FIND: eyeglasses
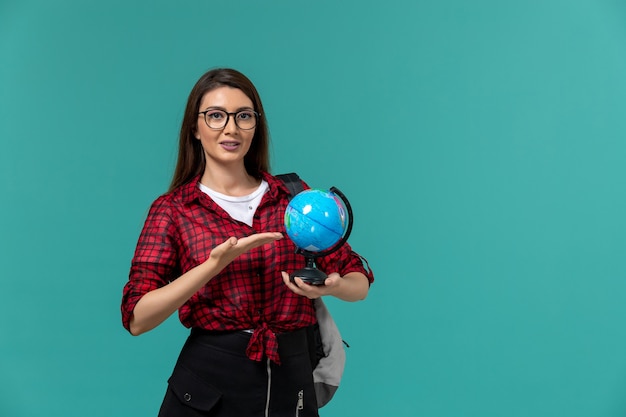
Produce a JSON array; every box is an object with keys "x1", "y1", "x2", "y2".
[{"x1": 198, "y1": 109, "x2": 259, "y2": 130}]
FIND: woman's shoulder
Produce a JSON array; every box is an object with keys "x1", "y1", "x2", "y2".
[
  {"x1": 263, "y1": 172, "x2": 311, "y2": 194},
  {"x1": 149, "y1": 178, "x2": 200, "y2": 212}
]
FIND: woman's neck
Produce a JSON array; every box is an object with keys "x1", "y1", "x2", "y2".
[{"x1": 200, "y1": 163, "x2": 261, "y2": 197}]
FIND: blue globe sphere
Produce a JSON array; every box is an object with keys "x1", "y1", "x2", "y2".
[{"x1": 284, "y1": 189, "x2": 349, "y2": 252}]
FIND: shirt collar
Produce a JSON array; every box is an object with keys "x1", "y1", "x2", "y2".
[
  {"x1": 177, "y1": 175, "x2": 203, "y2": 205},
  {"x1": 175, "y1": 172, "x2": 293, "y2": 205}
]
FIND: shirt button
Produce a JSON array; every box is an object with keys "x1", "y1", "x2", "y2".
[{"x1": 184, "y1": 393, "x2": 192, "y2": 402}]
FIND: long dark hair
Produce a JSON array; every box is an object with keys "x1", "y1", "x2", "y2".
[{"x1": 168, "y1": 68, "x2": 270, "y2": 192}]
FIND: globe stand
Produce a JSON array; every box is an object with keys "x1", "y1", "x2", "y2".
[
  {"x1": 290, "y1": 255, "x2": 328, "y2": 286},
  {"x1": 288, "y1": 186, "x2": 354, "y2": 287}
]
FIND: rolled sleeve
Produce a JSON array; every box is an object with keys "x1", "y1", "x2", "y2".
[
  {"x1": 316, "y1": 243, "x2": 374, "y2": 284},
  {"x1": 121, "y1": 197, "x2": 180, "y2": 332}
]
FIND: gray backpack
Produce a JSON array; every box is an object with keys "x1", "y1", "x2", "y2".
[{"x1": 277, "y1": 173, "x2": 347, "y2": 408}]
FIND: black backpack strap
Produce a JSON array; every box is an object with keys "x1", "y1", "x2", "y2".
[{"x1": 276, "y1": 172, "x2": 304, "y2": 198}]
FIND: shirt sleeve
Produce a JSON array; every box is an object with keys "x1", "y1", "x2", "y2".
[
  {"x1": 121, "y1": 196, "x2": 180, "y2": 332},
  {"x1": 316, "y1": 242, "x2": 374, "y2": 284}
]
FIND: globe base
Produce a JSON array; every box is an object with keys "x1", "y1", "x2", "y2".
[{"x1": 290, "y1": 266, "x2": 327, "y2": 286}]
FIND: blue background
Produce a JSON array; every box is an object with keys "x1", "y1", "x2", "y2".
[{"x1": 2, "y1": 1, "x2": 626, "y2": 416}]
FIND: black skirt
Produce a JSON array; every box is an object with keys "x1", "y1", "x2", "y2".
[{"x1": 157, "y1": 327, "x2": 319, "y2": 417}]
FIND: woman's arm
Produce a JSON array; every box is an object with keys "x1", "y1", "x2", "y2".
[{"x1": 130, "y1": 232, "x2": 283, "y2": 335}]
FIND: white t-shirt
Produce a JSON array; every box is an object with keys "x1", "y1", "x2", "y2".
[{"x1": 198, "y1": 180, "x2": 269, "y2": 227}]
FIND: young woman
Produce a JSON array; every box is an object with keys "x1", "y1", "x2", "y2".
[{"x1": 121, "y1": 68, "x2": 374, "y2": 417}]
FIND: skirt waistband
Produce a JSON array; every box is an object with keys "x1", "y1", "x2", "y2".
[{"x1": 189, "y1": 326, "x2": 311, "y2": 358}]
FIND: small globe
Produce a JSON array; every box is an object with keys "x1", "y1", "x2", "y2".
[{"x1": 284, "y1": 189, "x2": 349, "y2": 252}]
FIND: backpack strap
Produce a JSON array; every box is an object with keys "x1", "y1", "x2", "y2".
[{"x1": 276, "y1": 172, "x2": 304, "y2": 198}]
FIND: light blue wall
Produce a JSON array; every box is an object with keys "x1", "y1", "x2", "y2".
[{"x1": 2, "y1": 1, "x2": 626, "y2": 416}]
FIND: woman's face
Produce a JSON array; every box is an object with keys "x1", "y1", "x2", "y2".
[{"x1": 195, "y1": 86, "x2": 256, "y2": 169}]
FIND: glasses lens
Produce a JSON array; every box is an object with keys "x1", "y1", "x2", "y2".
[
  {"x1": 235, "y1": 111, "x2": 257, "y2": 130},
  {"x1": 205, "y1": 110, "x2": 228, "y2": 129}
]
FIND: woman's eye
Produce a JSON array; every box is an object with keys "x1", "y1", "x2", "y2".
[
  {"x1": 207, "y1": 111, "x2": 225, "y2": 120},
  {"x1": 237, "y1": 112, "x2": 253, "y2": 120}
]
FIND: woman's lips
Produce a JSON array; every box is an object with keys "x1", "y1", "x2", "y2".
[{"x1": 220, "y1": 141, "x2": 240, "y2": 151}]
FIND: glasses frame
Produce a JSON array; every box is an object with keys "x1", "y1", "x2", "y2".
[{"x1": 198, "y1": 109, "x2": 260, "y2": 131}]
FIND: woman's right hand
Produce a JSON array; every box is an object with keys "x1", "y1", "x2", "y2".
[
  {"x1": 209, "y1": 232, "x2": 284, "y2": 270},
  {"x1": 129, "y1": 232, "x2": 283, "y2": 335}
]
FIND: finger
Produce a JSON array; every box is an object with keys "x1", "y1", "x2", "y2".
[
  {"x1": 281, "y1": 271, "x2": 292, "y2": 286},
  {"x1": 294, "y1": 278, "x2": 324, "y2": 299},
  {"x1": 237, "y1": 232, "x2": 283, "y2": 249},
  {"x1": 294, "y1": 277, "x2": 308, "y2": 287},
  {"x1": 251, "y1": 232, "x2": 283, "y2": 240},
  {"x1": 219, "y1": 232, "x2": 281, "y2": 251},
  {"x1": 323, "y1": 272, "x2": 341, "y2": 286},
  {"x1": 282, "y1": 272, "x2": 304, "y2": 294},
  {"x1": 324, "y1": 276, "x2": 339, "y2": 287}
]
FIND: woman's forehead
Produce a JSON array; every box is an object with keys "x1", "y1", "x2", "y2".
[{"x1": 199, "y1": 86, "x2": 253, "y2": 109}]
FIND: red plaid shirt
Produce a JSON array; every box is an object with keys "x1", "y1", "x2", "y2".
[{"x1": 121, "y1": 172, "x2": 374, "y2": 363}]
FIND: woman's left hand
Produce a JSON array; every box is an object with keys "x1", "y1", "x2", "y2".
[
  {"x1": 281, "y1": 271, "x2": 369, "y2": 301},
  {"x1": 281, "y1": 271, "x2": 340, "y2": 299}
]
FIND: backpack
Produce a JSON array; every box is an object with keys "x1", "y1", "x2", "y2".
[{"x1": 277, "y1": 173, "x2": 347, "y2": 408}]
